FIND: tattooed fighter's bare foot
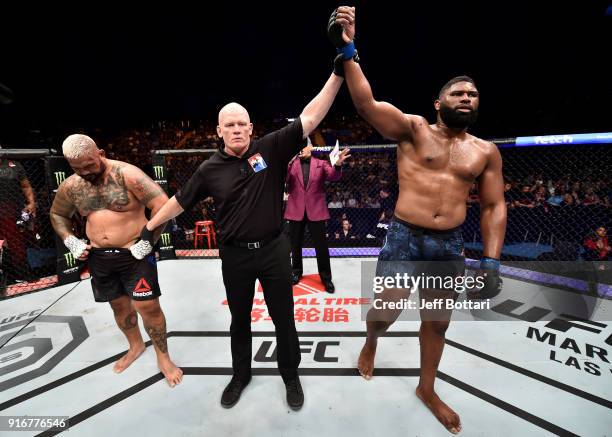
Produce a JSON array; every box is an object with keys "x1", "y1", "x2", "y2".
[
  {"x1": 113, "y1": 343, "x2": 146, "y2": 373},
  {"x1": 158, "y1": 357, "x2": 183, "y2": 387}
]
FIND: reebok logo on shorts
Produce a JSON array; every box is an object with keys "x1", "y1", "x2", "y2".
[{"x1": 134, "y1": 278, "x2": 153, "y2": 297}]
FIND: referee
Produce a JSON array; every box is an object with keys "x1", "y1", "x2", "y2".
[{"x1": 138, "y1": 73, "x2": 344, "y2": 410}]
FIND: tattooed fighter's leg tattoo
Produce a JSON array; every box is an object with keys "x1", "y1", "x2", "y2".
[
  {"x1": 145, "y1": 323, "x2": 168, "y2": 354},
  {"x1": 121, "y1": 311, "x2": 138, "y2": 330}
]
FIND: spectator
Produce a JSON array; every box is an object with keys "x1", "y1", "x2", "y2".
[
  {"x1": 546, "y1": 189, "x2": 571, "y2": 206},
  {"x1": 335, "y1": 219, "x2": 358, "y2": 240},
  {"x1": 467, "y1": 183, "x2": 479, "y2": 205},
  {"x1": 345, "y1": 195, "x2": 359, "y2": 208},
  {"x1": 583, "y1": 227, "x2": 611, "y2": 261},
  {"x1": 515, "y1": 185, "x2": 535, "y2": 208},
  {"x1": 533, "y1": 186, "x2": 549, "y2": 209},
  {"x1": 365, "y1": 195, "x2": 381, "y2": 209},
  {"x1": 570, "y1": 183, "x2": 582, "y2": 205},
  {"x1": 561, "y1": 193, "x2": 575, "y2": 207},
  {"x1": 0, "y1": 152, "x2": 37, "y2": 284},
  {"x1": 582, "y1": 188, "x2": 600, "y2": 206},
  {"x1": 503, "y1": 181, "x2": 518, "y2": 209},
  {"x1": 327, "y1": 194, "x2": 343, "y2": 209},
  {"x1": 378, "y1": 187, "x2": 393, "y2": 211},
  {"x1": 366, "y1": 210, "x2": 392, "y2": 240}
]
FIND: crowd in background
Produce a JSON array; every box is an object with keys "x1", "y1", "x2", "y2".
[{"x1": 1, "y1": 117, "x2": 610, "y2": 288}]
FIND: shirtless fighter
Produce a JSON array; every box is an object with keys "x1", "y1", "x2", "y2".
[
  {"x1": 50, "y1": 134, "x2": 183, "y2": 387},
  {"x1": 330, "y1": 7, "x2": 507, "y2": 433}
]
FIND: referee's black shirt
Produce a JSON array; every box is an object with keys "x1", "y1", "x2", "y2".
[{"x1": 175, "y1": 119, "x2": 305, "y2": 244}]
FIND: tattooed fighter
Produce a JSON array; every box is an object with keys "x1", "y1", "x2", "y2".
[{"x1": 50, "y1": 134, "x2": 183, "y2": 387}]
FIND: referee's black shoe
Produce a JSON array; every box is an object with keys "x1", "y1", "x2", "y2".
[
  {"x1": 285, "y1": 376, "x2": 304, "y2": 411},
  {"x1": 221, "y1": 376, "x2": 250, "y2": 408}
]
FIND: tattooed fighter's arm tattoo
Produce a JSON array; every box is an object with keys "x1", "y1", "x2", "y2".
[
  {"x1": 125, "y1": 165, "x2": 170, "y2": 241},
  {"x1": 133, "y1": 175, "x2": 166, "y2": 206},
  {"x1": 124, "y1": 165, "x2": 167, "y2": 210},
  {"x1": 50, "y1": 181, "x2": 77, "y2": 240}
]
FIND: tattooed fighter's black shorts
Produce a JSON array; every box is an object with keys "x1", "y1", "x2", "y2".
[{"x1": 88, "y1": 248, "x2": 161, "y2": 302}]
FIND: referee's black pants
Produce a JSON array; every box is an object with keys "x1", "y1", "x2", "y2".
[{"x1": 220, "y1": 234, "x2": 300, "y2": 383}]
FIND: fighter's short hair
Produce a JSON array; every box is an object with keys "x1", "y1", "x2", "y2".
[
  {"x1": 438, "y1": 76, "x2": 476, "y2": 98},
  {"x1": 62, "y1": 134, "x2": 97, "y2": 159}
]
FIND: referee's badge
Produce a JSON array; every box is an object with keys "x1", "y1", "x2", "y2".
[{"x1": 248, "y1": 153, "x2": 267, "y2": 173}]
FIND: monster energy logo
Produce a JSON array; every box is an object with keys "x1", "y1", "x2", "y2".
[
  {"x1": 54, "y1": 171, "x2": 66, "y2": 186},
  {"x1": 153, "y1": 166, "x2": 164, "y2": 179},
  {"x1": 64, "y1": 252, "x2": 76, "y2": 268},
  {"x1": 160, "y1": 233, "x2": 171, "y2": 246}
]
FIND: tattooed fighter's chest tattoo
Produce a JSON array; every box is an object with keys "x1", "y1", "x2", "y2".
[{"x1": 69, "y1": 164, "x2": 131, "y2": 214}]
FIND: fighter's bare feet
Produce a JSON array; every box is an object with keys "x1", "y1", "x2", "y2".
[
  {"x1": 113, "y1": 343, "x2": 146, "y2": 373},
  {"x1": 416, "y1": 385, "x2": 462, "y2": 434},
  {"x1": 158, "y1": 358, "x2": 183, "y2": 388},
  {"x1": 357, "y1": 339, "x2": 377, "y2": 380}
]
